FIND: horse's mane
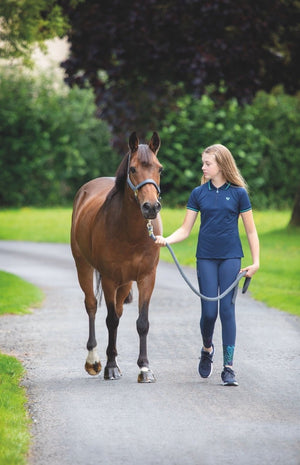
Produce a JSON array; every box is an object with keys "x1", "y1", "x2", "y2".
[{"x1": 106, "y1": 145, "x2": 153, "y2": 201}]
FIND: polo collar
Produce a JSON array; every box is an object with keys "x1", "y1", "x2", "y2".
[{"x1": 208, "y1": 181, "x2": 231, "y2": 191}]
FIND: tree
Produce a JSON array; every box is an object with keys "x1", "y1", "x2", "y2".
[
  {"x1": 59, "y1": 0, "x2": 300, "y2": 151},
  {"x1": 0, "y1": 0, "x2": 69, "y2": 63},
  {"x1": 290, "y1": 188, "x2": 300, "y2": 226}
]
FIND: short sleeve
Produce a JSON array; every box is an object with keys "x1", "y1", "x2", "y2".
[
  {"x1": 239, "y1": 188, "x2": 252, "y2": 213},
  {"x1": 187, "y1": 187, "x2": 200, "y2": 212}
]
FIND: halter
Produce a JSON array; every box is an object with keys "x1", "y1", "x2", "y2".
[{"x1": 126, "y1": 153, "x2": 161, "y2": 198}]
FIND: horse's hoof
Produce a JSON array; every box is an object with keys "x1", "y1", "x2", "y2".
[
  {"x1": 85, "y1": 360, "x2": 102, "y2": 376},
  {"x1": 138, "y1": 368, "x2": 156, "y2": 383},
  {"x1": 104, "y1": 365, "x2": 122, "y2": 380}
]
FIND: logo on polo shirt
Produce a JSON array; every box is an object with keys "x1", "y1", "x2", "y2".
[{"x1": 226, "y1": 197, "x2": 230, "y2": 200}]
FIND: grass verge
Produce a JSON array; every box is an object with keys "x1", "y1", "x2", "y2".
[
  {"x1": 0, "y1": 271, "x2": 44, "y2": 316},
  {"x1": 0, "y1": 271, "x2": 43, "y2": 464},
  {"x1": 0, "y1": 207, "x2": 72, "y2": 243},
  {"x1": 0, "y1": 354, "x2": 31, "y2": 465}
]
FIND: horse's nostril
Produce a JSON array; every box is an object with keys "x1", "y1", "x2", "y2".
[
  {"x1": 142, "y1": 202, "x2": 161, "y2": 213},
  {"x1": 141, "y1": 201, "x2": 161, "y2": 219},
  {"x1": 143, "y1": 202, "x2": 151, "y2": 212}
]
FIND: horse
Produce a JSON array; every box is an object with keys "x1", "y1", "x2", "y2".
[{"x1": 71, "y1": 131, "x2": 163, "y2": 383}]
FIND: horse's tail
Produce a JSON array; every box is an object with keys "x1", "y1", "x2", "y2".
[
  {"x1": 124, "y1": 289, "x2": 133, "y2": 304},
  {"x1": 95, "y1": 270, "x2": 103, "y2": 307},
  {"x1": 95, "y1": 270, "x2": 133, "y2": 305}
]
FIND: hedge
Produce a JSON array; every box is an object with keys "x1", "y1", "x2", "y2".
[{"x1": 158, "y1": 86, "x2": 300, "y2": 208}]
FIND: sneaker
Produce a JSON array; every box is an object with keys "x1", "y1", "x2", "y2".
[
  {"x1": 221, "y1": 367, "x2": 239, "y2": 386},
  {"x1": 198, "y1": 345, "x2": 214, "y2": 378}
]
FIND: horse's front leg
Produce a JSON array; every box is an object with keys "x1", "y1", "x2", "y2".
[
  {"x1": 103, "y1": 280, "x2": 132, "y2": 380},
  {"x1": 136, "y1": 273, "x2": 156, "y2": 383}
]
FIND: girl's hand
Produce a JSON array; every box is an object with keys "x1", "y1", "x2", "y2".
[
  {"x1": 240, "y1": 264, "x2": 259, "y2": 278},
  {"x1": 154, "y1": 235, "x2": 167, "y2": 247}
]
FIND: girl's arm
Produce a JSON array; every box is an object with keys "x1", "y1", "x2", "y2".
[
  {"x1": 155, "y1": 209, "x2": 198, "y2": 246},
  {"x1": 240, "y1": 210, "x2": 260, "y2": 278}
]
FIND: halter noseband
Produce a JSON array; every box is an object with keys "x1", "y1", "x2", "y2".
[{"x1": 126, "y1": 153, "x2": 161, "y2": 198}]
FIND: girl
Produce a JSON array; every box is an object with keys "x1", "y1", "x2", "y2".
[{"x1": 155, "y1": 144, "x2": 259, "y2": 386}]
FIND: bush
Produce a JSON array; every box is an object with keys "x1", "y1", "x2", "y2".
[
  {"x1": 246, "y1": 88, "x2": 300, "y2": 208},
  {"x1": 159, "y1": 87, "x2": 300, "y2": 208},
  {"x1": 1, "y1": 67, "x2": 298, "y2": 210},
  {"x1": 0, "y1": 66, "x2": 120, "y2": 206}
]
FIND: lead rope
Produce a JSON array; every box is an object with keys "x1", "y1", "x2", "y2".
[{"x1": 147, "y1": 220, "x2": 251, "y2": 303}]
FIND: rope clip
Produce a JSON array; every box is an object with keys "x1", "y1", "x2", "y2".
[{"x1": 146, "y1": 220, "x2": 154, "y2": 237}]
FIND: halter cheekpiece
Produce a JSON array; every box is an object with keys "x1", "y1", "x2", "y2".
[{"x1": 126, "y1": 153, "x2": 161, "y2": 197}]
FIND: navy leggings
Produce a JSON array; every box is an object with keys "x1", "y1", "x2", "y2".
[{"x1": 197, "y1": 258, "x2": 241, "y2": 366}]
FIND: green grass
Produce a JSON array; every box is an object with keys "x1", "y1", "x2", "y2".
[
  {"x1": 239, "y1": 211, "x2": 299, "y2": 315},
  {"x1": 0, "y1": 267, "x2": 43, "y2": 464},
  {"x1": 0, "y1": 271, "x2": 44, "y2": 316},
  {"x1": 0, "y1": 207, "x2": 299, "y2": 315},
  {"x1": 0, "y1": 207, "x2": 72, "y2": 243},
  {"x1": 0, "y1": 354, "x2": 31, "y2": 465}
]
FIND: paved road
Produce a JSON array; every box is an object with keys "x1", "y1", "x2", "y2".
[{"x1": 0, "y1": 241, "x2": 299, "y2": 465}]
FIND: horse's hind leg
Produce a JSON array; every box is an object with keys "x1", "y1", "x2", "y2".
[{"x1": 74, "y1": 256, "x2": 102, "y2": 376}]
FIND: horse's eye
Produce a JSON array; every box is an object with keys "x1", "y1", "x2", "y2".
[{"x1": 130, "y1": 167, "x2": 136, "y2": 174}]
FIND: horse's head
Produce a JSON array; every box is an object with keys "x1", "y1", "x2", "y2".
[{"x1": 127, "y1": 132, "x2": 162, "y2": 219}]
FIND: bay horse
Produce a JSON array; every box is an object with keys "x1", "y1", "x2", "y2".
[{"x1": 71, "y1": 132, "x2": 163, "y2": 383}]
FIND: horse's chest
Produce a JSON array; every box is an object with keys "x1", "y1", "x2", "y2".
[{"x1": 95, "y1": 244, "x2": 157, "y2": 283}]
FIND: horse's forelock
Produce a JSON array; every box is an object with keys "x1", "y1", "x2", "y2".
[
  {"x1": 136, "y1": 144, "x2": 153, "y2": 165},
  {"x1": 116, "y1": 146, "x2": 153, "y2": 185}
]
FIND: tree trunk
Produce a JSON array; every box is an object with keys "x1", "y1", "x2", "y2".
[{"x1": 289, "y1": 187, "x2": 300, "y2": 226}]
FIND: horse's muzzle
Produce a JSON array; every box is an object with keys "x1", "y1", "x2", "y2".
[{"x1": 141, "y1": 201, "x2": 161, "y2": 219}]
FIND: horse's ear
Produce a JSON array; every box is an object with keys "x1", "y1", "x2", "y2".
[
  {"x1": 149, "y1": 132, "x2": 161, "y2": 154},
  {"x1": 129, "y1": 132, "x2": 139, "y2": 152}
]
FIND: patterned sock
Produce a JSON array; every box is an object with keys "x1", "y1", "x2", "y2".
[{"x1": 223, "y1": 345, "x2": 235, "y2": 366}]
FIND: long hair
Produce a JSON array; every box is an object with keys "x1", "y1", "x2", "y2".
[{"x1": 201, "y1": 144, "x2": 248, "y2": 191}]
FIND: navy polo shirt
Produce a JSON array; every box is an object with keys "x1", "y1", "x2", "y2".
[{"x1": 187, "y1": 181, "x2": 252, "y2": 259}]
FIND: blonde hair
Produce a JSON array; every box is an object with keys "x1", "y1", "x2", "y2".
[{"x1": 201, "y1": 144, "x2": 248, "y2": 191}]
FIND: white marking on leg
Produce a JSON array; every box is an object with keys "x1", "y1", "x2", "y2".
[{"x1": 86, "y1": 347, "x2": 100, "y2": 365}]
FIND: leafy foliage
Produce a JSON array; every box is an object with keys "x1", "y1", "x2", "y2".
[
  {"x1": 158, "y1": 87, "x2": 300, "y2": 208},
  {"x1": 0, "y1": 64, "x2": 298, "y2": 209},
  {"x1": 247, "y1": 88, "x2": 300, "y2": 208},
  {"x1": 0, "y1": 67, "x2": 119, "y2": 206},
  {"x1": 59, "y1": 0, "x2": 300, "y2": 149},
  {"x1": 0, "y1": 0, "x2": 71, "y2": 63}
]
